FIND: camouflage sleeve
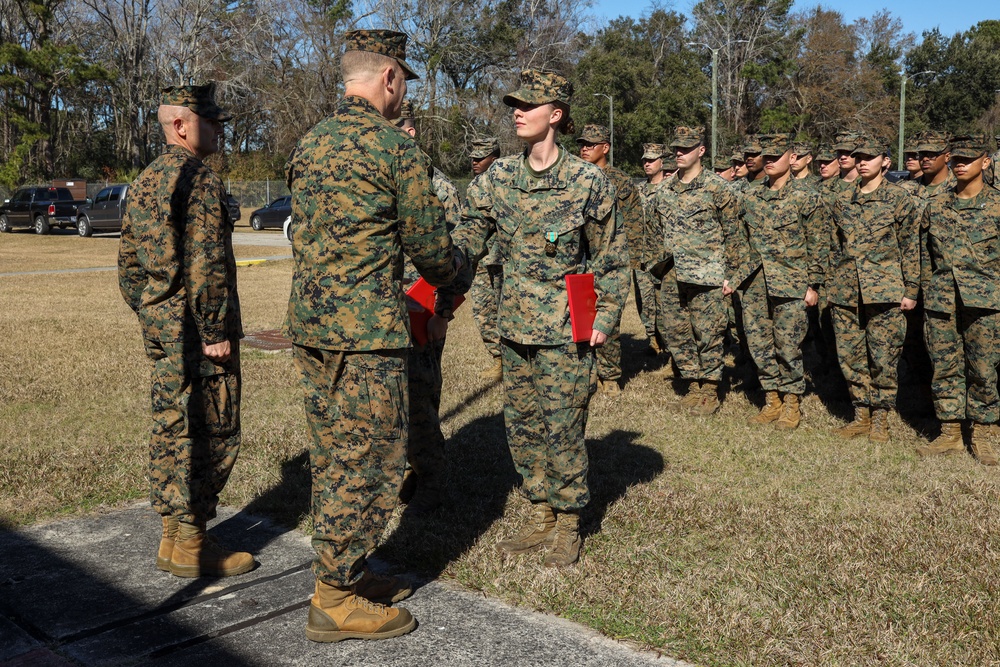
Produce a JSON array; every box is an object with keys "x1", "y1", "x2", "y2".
[
  {"x1": 397, "y1": 147, "x2": 457, "y2": 288},
  {"x1": 620, "y1": 179, "x2": 644, "y2": 269},
  {"x1": 896, "y1": 192, "x2": 920, "y2": 300},
  {"x1": 586, "y1": 176, "x2": 629, "y2": 336},
  {"x1": 117, "y1": 215, "x2": 145, "y2": 314},
  {"x1": 183, "y1": 172, "x2": 232, "y2": 345},
  {"x1": 803, "y1": 190, "x2": 830, "y2": 289},
  {"x1": 714, "y1": 183, "x2": 743, "y2": 286},
  {"x1": 432, "y1": 171, "x2": 463, "y2": 231},
  {"x1": 918, "y1": 204, "x2": 932, "y2": 297},
  {"x1": 451, "y1": 172, "x2": 496, "y2": 267}
]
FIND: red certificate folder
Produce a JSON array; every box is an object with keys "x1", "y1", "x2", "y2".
[
  {"x1": 565, "y1": 273, "x2": 597, "y2": 343},
  {"x1": 406, "y1": 277, "x2": 465, "y2": 346}
]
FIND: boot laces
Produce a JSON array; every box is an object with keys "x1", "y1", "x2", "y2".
[{"x1": 353, "y1": 594, "x2": 389, "y2": 615}]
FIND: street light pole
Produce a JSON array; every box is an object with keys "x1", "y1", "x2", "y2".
[
  {"x1": 688, "y1": 40, "x2": 747, "y2": 168},
  {"x1": 593, "y1": 93, "x2": 614, "y2": 166},
  {"x1": 897, "y1": 69, "x2": 936, "y2": 170}
]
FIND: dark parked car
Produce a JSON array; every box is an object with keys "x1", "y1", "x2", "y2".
[
  {"x1": 76, "y1": 184, "x2": 129, "y2": 236},
  {"x1": 249, "y1": 196, "x2": 291, "y2": 230}
]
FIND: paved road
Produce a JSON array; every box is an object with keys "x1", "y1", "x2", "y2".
[{"x1": 0, "y1": 505, "x2": 690, "y2": 667}]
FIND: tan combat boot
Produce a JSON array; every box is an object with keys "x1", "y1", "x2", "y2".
[
  {"x1": 478, "y1": 358, "x2": 502, "y2": 381},
  {"x1": 835, "y1": 406, "x2": 871, "y2": 439},
  {"x1": 156, "y1": 515, "x2": 179, "y2": 572},
  {"x1": 692, "y1": 380, "x2": 721, "y2": 416},
  {"x1": 679, "y1": 382, "x2": 702, "y2": 408},
  {"x1": 774, "y1": 394, "x2": 801, "y2": 430},
  {"x1": 542, "y1": 511, "x2": 582, "y2": 568},
  {"x1": 971, "y1": 423, "x2": 999, "y2": 466},
  {"x1": 353, "y1": 568, "x2": 413, "y2": 604},
  {"x1": 915, "y1": 421, "x2": 965, "y2": 458},
  {"x1": 169, "y1": 521, "x2": 256, "y2": 578},
  {"x1": 599, "y1": 378, "x2": 621, "y2": 396},
  {"x1": 869, "y1": 408, "x2": 890, "y2": 443},
  {"x1": 497, "y1": 503, "x2": 556, "y2": 554},
  {"x1": 748, "y1": 391, "x2": 782, "y2": 425},
  {"x1": 305, "y1": 580, "x2": 416, "y2": 643}
]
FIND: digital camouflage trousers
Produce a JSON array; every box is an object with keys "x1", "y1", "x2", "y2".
[
  {"x1": 144, "y1": 338, "x2": 241, "y2": 525},
  {"x1": 925, "y1": 306, "x2": 1000, "y2": 424},
  {"x1": 501, "y1": 339, "x2": 596, "y2": 511},
  {"x1": 293, "y1": 345, "x2": 408, "y2": 587},
  {"x1": 740, "y1": 269, "x2": 808, "y2": 395},
  {"x1": 830, "y1": 303, "x2": 904, "y2": 409}
]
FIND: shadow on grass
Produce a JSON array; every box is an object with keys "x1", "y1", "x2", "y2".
[
  {"x1": 375, "y1": 410, "x2": 515, "y2": 582},
  {"x1": 582, "y1": 430, "x2": 664, "y2": 539}
]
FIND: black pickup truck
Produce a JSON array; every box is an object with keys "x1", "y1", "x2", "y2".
[{"x1": 0, "y1": 186, "x2": 87, "y2": 234}]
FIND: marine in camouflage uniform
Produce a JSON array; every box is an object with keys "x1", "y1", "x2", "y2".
[
  {"x1": 467, "y1": 137, "x2": 504, "y2": 380},
  {"x1": 736, "y1": 134, "x2": 829, "y2": 429},
  {"x1": 284, "y1": 29, "x2": 462, "y2": 641},
  {"x1": 654, "y1": 126, "x2": 741, "y2": 414},
  {"x1": 395, "y1": 99, "x2": 466, "y2": 512},
  {"x1": 451, "y1": 69, "x2": 628, "y2": 568},
  {"x1": 577, "y1": 123, "x2": 642, "y2": 393},
  {"x1": 790, "y1": 142, "x2": 817, "y2": 184},
  {"x1": 916, "y1": 133, "x2": 1000, "y2": 465},
  {"x1": 119, "y1": 83, "x2": 254, "y2": 579},
  {"x1": 987, "y1": 134, "x2": 1000, "y2": 188},
  {"x1": 832, "y1": 131, "x2": 862, "y2": 195},
  {"x1": 897, "y1": 135, "x2": 923, "y2": 195},
  {"x1": 637, "y1": 142, "x2": 669, "y2": 358},
  {"x1": 827, "y1": 136, "x2": 919, "y2": 443}
]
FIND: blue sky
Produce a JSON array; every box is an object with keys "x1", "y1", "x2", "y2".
[{"x1": 590, "y1": 0, "x2": 995, "y2": 39}]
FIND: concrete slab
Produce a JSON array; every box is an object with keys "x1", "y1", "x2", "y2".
[{"x1": 0, "y1": 504, "x2": 689, "y2": 667}]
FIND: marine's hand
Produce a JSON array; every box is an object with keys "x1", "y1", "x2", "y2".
[
  {"x1": 804, "y1": 286, "x2": 819, "y2": 307},
  {"x1": 203, "y1": 340, "x2": 231, "y2": 362},
  {"x1": 722, "y1": 279, "x2": 734, "y2": 296},
  {"x1": 427, "y1": 315, "x2": 449, "y2": 342},
  {"x1": 590, "y1": 329, "x2": 608, "y2": 347},
  {"x1": 900, "y1": 297, "x2": 917, "y2": 311}
]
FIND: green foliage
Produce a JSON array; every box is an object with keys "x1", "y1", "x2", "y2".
[
  {"x1": 574, "y1": 11, "x2": 709, "y2": 174},
  {"x1": 908, "y1": 21, "x2": 1000, "y2": 133}
]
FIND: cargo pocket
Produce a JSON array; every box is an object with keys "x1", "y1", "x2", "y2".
[
  {"x1": 346, "y1": 353, "x2": 405, "y2": 440},
  {"x1": 190, "y1": 372, "x2": 240, "y2": 438}
]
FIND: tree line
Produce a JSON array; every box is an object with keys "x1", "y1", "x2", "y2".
[{"x1": 1, "y1": 0, "x2": 998, "y2": 191}]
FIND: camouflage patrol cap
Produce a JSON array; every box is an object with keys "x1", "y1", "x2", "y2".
[
  {"x1": 670, "y1": 126, "x2": 705, "y2": 149},
  {"x1": 576, "y1": 124, "x2": 610, "y2": 144},
  {"x1": 741, "y1": 134, "x2": 762, "y2": 155},
  {"x1": 730, "y1": 150, "x2": 743, "y2": 163},
  {"x1": 949, "y1": 132, "x2": 989, "y2": 158},
  {"x1": 815, "y1": 144, "x2": 836, "y2": 162},
  {"x1": 792, "y1": 142, "x2": 813, "y2": 156},
  {"x1": 662, "y1": 156, "x2": 678, "y2": 171},
  {"x1": 915, "y1": 130, "x2": 949, "y2": 153},
  {"x1": 344, "y1": 29, "x2": 419, "y2": 81},
  {"x1": 713, "y1": 157, "x2": 731, "y2": 171},
  {"x1": 398, "y1": 100, "x2": 415, "y2": 121},
  {"x1": 759, "y1": 133, "x2": 792, "y2": 156},
  {"x1": 832, "y1": 131, "x2": 861, "y2": 152},
  {"x1": 902, "y1": 134, "x2": 921, "y2": 153},
  {"x1": 851, "y1": 135, "x2": 889, "y2": 157},
  {"x1": 160, "y1": 83, "x2": 231, "y2": 122},
  {"x1": 502, "y1": 69, "x2": 573, "y2": 107},
  {"x1": 642, "y1": 143, "x2": 666, "y2": 160},
  {"x1": 470, "y1": 137, "x2": 500, "y2": 159}
]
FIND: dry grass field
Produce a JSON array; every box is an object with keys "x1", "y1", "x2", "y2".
[{"x1": 3, "y1": 231, "x2": 1000, "y2": 666}]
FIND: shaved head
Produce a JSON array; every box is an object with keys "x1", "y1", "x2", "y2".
[{"x1": 157, "y1": 104, "x2": 196, "y2": 129}]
